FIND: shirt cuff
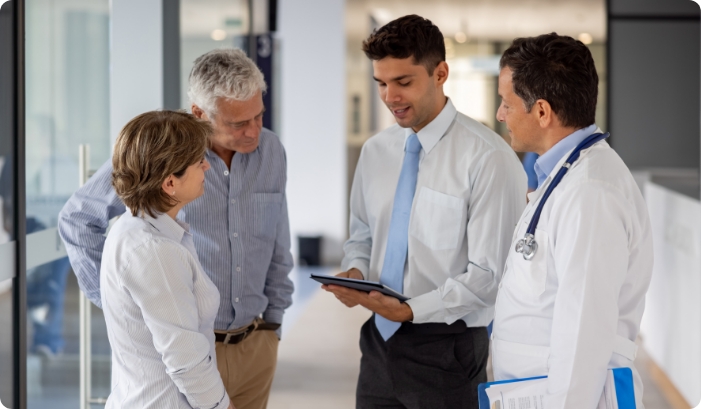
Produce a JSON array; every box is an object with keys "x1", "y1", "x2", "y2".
[
  {"x1": 405, "y1": 290, "x2": 445, "y2": 324},
  {"x1": 263, "y1": 309, "x2": 283, "y2": 325},
  {"x1": 214, "y1": 391, "x2": 230, "y2": 409},
  {"x1": 343, "y1": 259, "x2": 368, "y2": 279}
]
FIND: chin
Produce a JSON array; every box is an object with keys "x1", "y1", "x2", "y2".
[
  {"x1": 395, "y1": 117, "x2": 417, "y2": 130},
  {"x1": 238, "y1": 144, "x2": 259, "y2": 154}
]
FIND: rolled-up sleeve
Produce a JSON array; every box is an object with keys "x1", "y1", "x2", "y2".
[
  {"x1": 58, "y1": 160, "x2": 126, "y2": 308},
  {"x1": 125, "y1": 240, "x2": 230, "y2": 409}
]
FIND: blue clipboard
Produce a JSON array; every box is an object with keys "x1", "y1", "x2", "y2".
[
  {"x1": 478, "y1": 368, "x2": 636, "y2": 409},
  {"x1": 478, "y1": 376, "x2": 546, "y2": 409},
  {"x1": 611, "y1": 367, "x2": 636, "y2": 409}
]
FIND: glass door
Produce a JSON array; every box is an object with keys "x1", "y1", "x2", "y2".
[
  {"x1": 0, "y1": 1, "x2": 20, "y2": 408},
  {"x1": 24, "y1": 0, "x2": 111, "y2": 407}
]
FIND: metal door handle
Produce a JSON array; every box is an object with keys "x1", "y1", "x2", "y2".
[{"x1": 78, "y1": 145, "x2": 108, "y2": 408}]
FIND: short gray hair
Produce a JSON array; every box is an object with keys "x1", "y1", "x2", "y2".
[{"x1": 187, "y1": 48, "x2": 267, "y2": 116}]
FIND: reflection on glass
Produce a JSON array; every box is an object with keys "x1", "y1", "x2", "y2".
[
  {"x1": 25, "y1": 0, "x2": 110, "y2": 408},
  {"x1": 0, "y1": 0, "x2": 15, "y2": 407},
  {"x1": 0, "y1": 278, "x2": 13, "y2": 409}
]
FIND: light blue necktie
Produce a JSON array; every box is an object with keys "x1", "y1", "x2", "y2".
[{"x1": 375, "y1": 133, "x2": 422, "y2": 341}]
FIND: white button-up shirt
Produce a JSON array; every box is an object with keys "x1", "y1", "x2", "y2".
[
  {"x1": 101, "y1": 211, "x2": 229, "y2": 409},
  {"x1": 342, "y1": 99, "x2": 526, "y2": 326},
  {"x1": 492, "y1": 132, "x2": 653, "y2": 409}
]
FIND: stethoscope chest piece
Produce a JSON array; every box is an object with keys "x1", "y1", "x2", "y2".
[
  {"x1": 515, "y1": 233, "x2": 538, "y2": 260},
  {"x1": 513, "y1": 131, "x2": 610, "y2": 262}
]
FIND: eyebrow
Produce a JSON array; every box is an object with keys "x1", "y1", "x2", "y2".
[
  {"x1": 373, "y1": 75, "x2": 414, "y2": 83},
  {"x1": 229, "y1": 107, "x2": 266, "y2": 126}
]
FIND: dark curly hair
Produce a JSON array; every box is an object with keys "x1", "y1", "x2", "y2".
[
  {"x1": 362, "y1": 14, "x2": 445, "y2": 75},
  {"x1": 500, "y1": 33, "x2": 598, "y2": 129}
]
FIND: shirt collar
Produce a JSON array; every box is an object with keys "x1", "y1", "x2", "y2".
[
  {"x1": 534, "y1": 124, "x2": 598, "y2": 188},
  {"x1": 403, "y1": 98, "x2": 457, "y2": 154},
  {"x1": 141, "y1": 210, "x2": 191, "y2": 243}
]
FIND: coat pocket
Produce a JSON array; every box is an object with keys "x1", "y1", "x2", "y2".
[{"x1": 492, "y1": 337, "x2": 550, "y2": 380}]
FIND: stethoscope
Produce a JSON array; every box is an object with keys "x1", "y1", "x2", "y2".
[{"x1": 515, "y1": 132, "x2": 610, "y2": 260}]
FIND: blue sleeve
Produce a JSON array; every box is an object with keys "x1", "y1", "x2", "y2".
[
  {"x1": 522, "y1": 152, "x2": 539, "y2": 190},
  {"x1": 58, "y1": 160, "x2": 126, "y2": 308},
  {"x1": 262, "y1": 148, "x2": 294, "y2": 337}
]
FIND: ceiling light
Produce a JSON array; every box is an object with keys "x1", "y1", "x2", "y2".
[
  {"x1": 578, "y1": 32, "x2": 593, "y2": 45},
  {"x1": 211, "y1": 29, "x2": 227, "y2": 41},
  {"x1": 372, "y1": 8, "x2": 393, "y2": 24},
  {"x1": 455, "y1": 32, "x2": 467, "y2": 43}
]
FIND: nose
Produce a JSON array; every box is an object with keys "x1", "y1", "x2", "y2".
[
  {"x1": 384, "y1": 84, "x2": 400, "y2": 103},
  {"x1": 245, "y1": 118, "x2": 261, "y2": 137},
  {"x1": 496, "y1": 102, "x2": 506, "y2": 123}
]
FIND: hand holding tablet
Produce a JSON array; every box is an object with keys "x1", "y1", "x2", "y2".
[{"x1": 310, "y1": 273, "x2": 410, "y2": 302}]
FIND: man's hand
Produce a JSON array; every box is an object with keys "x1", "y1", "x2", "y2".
[
  {"x1": 336, "y1": 268, "x2": 364, "y2": 280},
  {"x1": 321, "y1": 269, "x2": 364, "y2": 307},
  {"x1": 322, "y1": 271, "x2": 414, "y2": 322}
]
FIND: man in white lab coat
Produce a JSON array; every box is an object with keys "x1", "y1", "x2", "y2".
[{"x1": 492, "y1": 33, "x2": 653, "y2": 408}]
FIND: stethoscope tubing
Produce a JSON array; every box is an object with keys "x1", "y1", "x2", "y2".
[{"x1": 516, "y1": 132, "x2": 610, "y2": 260}]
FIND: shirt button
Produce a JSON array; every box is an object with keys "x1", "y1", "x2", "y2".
[
  {"x1": 235, "y1": 297, "x2": 240, "y2": 302},
  {"x1": 224, "y1": 170, "x2": 229, "y2": 176},
  {"x1": 233, "y1": 232, "x2": 238, "y2": 237},
  {"x1": 236, "y1": 266, "x2": 241, "y2": 272},
  {"x1": 231, "y1": 199, "x2": 236, "y2": 204}
]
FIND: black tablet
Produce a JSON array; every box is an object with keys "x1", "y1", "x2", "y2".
[{"x1": 310, "y1": 273, "x2": 409, "y2": 302}]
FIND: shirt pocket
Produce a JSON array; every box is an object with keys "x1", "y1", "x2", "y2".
[
  {"x1": 492, "y1": 337, "x2": 550, "y2": 379},
  {"x1": 409, "y1": 187, "x2": 465, "y2": 250},
  {"x1": 252, "y1": 193, "x2": 283, "y2": 240},
  {"x1": 511, "y1": 227, "x2": 549, "y2": 298}
]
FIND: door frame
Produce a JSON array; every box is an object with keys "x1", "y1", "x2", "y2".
[{"x1": 10, "y1": 0, "x2": 27, "y2": 407}]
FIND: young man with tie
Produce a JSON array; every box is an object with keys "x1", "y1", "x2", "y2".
[{"x1": 323, "y1": 15, "x2": 526, "y2": 408}]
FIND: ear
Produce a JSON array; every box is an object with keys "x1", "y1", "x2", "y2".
[
  {"x1": 191, "y1": 104, "x2": 208, "y2": 121},
  {"x1": 433, "y1": 61, "x2": 449, "y2": 86},
  {"x1": 161, "y1": 174, "x2": 176, "y2": 196},
  {"x1": 533, "y1": 99, "x2": 554, "y2": 129}
]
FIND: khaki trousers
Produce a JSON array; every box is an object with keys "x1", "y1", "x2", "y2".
[{"x1": 215, "y1": 327, "x2": 279, "y2": 409}]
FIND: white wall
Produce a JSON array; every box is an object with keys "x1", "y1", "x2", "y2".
[
  {"x1": 110, "y1": 0, "x2": 164, "y2": 143},
  {"x1": 278, "y1": 0, "x2": 347, "y2": 264},
  {"x1": 640, "y1": 181, "x2": 701, "y2": 406}
]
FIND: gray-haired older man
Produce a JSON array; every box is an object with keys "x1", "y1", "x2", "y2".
[{"x1": 58, "y1": 49, "x2": 294, "y2": 409}]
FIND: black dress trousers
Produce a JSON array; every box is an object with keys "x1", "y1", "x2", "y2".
[{"x1": 356, "y1": 316, "x2": 489, "y2": 409}]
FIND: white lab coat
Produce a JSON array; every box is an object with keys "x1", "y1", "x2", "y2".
[{"x1": 492, "y1": 136, "x2": 653, "y2": 409}]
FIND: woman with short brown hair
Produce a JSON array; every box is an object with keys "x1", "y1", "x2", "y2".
[{"x1": 101, "y1": 110, "x2": 234, "y2": 409}]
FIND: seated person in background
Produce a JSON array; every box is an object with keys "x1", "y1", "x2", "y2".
[{"x1": 101, "y1": 110, "x2": 233, "y2": 409}]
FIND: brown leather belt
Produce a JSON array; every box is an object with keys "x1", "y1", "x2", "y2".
[{"x1": 214, "y1": 320, "x2": 280, "y2": 345}]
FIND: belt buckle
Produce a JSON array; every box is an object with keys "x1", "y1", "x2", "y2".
[
  {"x1": 223, "y1": 332, "x2": 236, "y2": 344},
  {"x1": 223, "y1": 321, "x2": 258, "y2": 344}
]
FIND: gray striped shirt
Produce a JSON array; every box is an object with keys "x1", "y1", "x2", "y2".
[
  {"x1": 102, "y1": 211, "x2": 229, "y2": 409},
  {"x1": 59, "y1": 129, "x2": 294, "y2": 331}
]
